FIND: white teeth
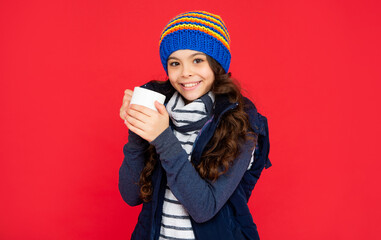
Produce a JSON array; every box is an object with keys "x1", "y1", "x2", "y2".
[{"x1": 183, "y1": 82, "x2": 199, "y2": 88}]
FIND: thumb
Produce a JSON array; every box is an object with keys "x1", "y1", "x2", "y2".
[{"x1": 155, "y1": 101, "x2": 167, "y2": 115}]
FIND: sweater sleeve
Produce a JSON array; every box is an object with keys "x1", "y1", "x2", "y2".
[
  {"x1": 150, "y1": 127, "x2": 255, "y2": 223},
  {"x1": 118, "y1": 130, "x2": 149, "y2": 206}
]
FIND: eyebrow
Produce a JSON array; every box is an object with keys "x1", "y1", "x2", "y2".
[{"x1": 168, "y1": 52, "x2": 206, "y2": 60}]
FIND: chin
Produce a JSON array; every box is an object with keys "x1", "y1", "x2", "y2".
[
  {"x1": 183, "y1": 96, "x2": 196, "y2": 103},
  {"x1": 180, "y1": 94, "x2": 198, "y2": 103}
]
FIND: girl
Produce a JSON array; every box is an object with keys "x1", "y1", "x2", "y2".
[{"x1": 119, "y1": 10, "x2": 271, "y2": 240}]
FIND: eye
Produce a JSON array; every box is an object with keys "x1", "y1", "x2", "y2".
[
  {"x1": 193, "y1": 58, "x2": 204, "y2": 64},
  {"x1": 169, "y1": 61, "x2": 180, "y2": 67}
]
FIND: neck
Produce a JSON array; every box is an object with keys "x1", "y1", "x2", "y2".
[{"x1": 182, "y1": 96, "x2": 192, "y2": 105}]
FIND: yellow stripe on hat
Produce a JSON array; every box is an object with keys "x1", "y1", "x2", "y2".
[
  {"x1": 172, "y1": 12, "x2": 230, "y2": 43},
  {"x1": 161, "y1": 17, "x2": 229, "y2": 44},
  {"x1": 159, "y1": 24, "x2": 230, "y2": 51}
]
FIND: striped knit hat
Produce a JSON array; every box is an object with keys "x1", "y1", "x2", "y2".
[{"x1": 159, "y1": 10, "x2": 231, "y2": 74}]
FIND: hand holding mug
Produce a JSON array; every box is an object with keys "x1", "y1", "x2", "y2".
[{"x1": 120, "y1": 87, "x2": 168, "y2": 142}]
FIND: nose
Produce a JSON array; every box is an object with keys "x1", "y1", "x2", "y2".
[{"x1": 181, "y1": 63, "x2": 193, "y2": 77}]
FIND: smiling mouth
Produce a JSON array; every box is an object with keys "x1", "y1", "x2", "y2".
[{"x1": 181, "y1": 81, "x2": 201, "y2": 88}]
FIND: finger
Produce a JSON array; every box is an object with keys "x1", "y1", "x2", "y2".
[
  {"x1": 125, "y1": 119, "x2": 146, "y2": 139},
  {"x1": 120, "y1": 108, "x2": 127, "y2": 120},
  {"x1": 122, "y1": 97, "x2": 131, "y2": 107},
  {"x1": 124, "y1": 89, "x2": 133, "y2": 96},
  {"x1": 126, "y1": 114, "x2": 146, "y2": 131},
  {"x1": 127, "y1": 107, "x2": 150, "y2": 123},
  {"x1": 122, "y1": 89, "x2": 133, "y2": 105},
  {"x1": 129, "y1": 104, "x2": 157, "y2": 117},
  {"x1": 121, "y1": 90, "x2": 135, "y2": 118},
  {"x1": 122, "y1": 96, "x2": 132, "y2": 108},
  {"x1": 123, "y1": 92, "x2": 133, "y2": 102},
  {"x1": 154, "y1": 101, "x2": 168, "y2": 115},
  {"x1": 120, "y1": 102, "x2": 131, "y2": 120},
  {"x1": 120, "y1": 102, "x2": 130, "y2": 119},
  {"x1": 120, "y1": 102, "x2": 130, "y2": 118}
]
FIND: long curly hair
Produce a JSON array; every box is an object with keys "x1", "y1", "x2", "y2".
[{"x1": 138, "y1": 56, "x2": 256, "y2": 202}]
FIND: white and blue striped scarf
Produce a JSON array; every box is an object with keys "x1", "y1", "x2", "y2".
[{"x1": 159, "y1": 91, "x2": 215, "y2": 240}]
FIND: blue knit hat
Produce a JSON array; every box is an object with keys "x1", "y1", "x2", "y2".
[{"x1": 159, "y1": 10, "x2": 231, "y2": 74}]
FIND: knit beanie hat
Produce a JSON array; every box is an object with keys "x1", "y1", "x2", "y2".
[{"x1": 159, "y1": 10, "x2": 231, "y2": 74}]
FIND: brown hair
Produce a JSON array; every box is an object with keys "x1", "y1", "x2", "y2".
[{"x1": 138, "y1": 56, "x2": 256, "y2": 202}]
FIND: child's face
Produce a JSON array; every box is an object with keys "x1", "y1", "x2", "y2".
[{"x1": 167, "y1": 49, "x2": 215, "y2": 104}]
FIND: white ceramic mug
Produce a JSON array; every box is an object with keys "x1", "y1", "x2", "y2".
[{"x1": 129, "y1": 87, "x2": 166, "y2": 112}]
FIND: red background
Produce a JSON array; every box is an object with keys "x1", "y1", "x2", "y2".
[{"x1": 1, "y1": 0, "x2": 380, "y2": 239}]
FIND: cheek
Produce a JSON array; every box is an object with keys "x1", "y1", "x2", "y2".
[
  {"x1": 167, "y1": 72, "x2": 175, "y2": 83},
  {"x1": 168, "y1": 77, "x2": 178, "y2": 90},
  {"x1": 200, "y1": 66, "x2": 214, "y2": 82},
  {"x1": 204, "y1": 71, "x2": 215, "y2": 85},
  {"x1": 167, "y1": 69, "x2": 178, "y2": 81}
]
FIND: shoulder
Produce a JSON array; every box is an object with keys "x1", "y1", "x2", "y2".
[
  {"x1": 243, "y1": 96, "x2": 272, "y2": 169},
  {"x1": 242, "y1": 97, "x2": 269, "y2": 137}
]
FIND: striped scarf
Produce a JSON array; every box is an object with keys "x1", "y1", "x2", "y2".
[{"x1": 159, "y1": 91, "x2": 214, "y2": 240}]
